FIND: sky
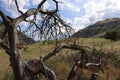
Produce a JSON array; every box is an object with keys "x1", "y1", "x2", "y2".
[{"x1": 0, "y1": 0, "x2": 120, "y2": 32}]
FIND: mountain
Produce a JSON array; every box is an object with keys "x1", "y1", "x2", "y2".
[
  {"x1": 0, "y1": 22, "x2": 35, "y2": 44},
  {"x1": 73, "y1": 18, "x2": 120, "y2": 38}
]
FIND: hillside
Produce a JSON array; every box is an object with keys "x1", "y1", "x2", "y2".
[
  {"x1": 73, "y1": 17, "x2": 120, "y2": 37},
  {"x1": 0, "y1": 22, "x2": 35, "y2": 44}
]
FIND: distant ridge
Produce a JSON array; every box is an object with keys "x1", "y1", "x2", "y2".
[{"x1": 73, "y1": 17, "x2": 120, "y2": 38}]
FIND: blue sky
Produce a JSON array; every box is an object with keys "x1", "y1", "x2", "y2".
[{"x1": 0, "y1": 0, "x2": 120, "y2": 31}]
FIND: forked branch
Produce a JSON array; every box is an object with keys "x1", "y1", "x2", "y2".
[{"x1": 14, "y1": 0, "x2": 24, "y2": 14}]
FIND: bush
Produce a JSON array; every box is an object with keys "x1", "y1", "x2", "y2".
[{"x1": 104, "y1": 30, "x2": 120, "y2": 41}]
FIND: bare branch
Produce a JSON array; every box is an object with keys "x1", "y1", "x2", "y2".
[
  {"x1": 38, "y1": 0, "x2": 47, "y2": 9},
  {"x1": 14, "y1": 0, "x2": 24, "y2": 14},
  {"x1": 38, "y1": 0, "x2": 58, "y2": 14},
  {"x1": 11, "y1": 8, "x2": 39, "y2": 26},
  {"x1": 0, "y1": 16, "x2": 13, "y2": 39},
  {"x1": 0, "y1": 0, "x2": 77, "y2": 79},
  {"x1": 43, "y1": 44, "x2": 89, "y2": 62},
  {"x1": 0, "y1": 10, "x2": 11, "y2": 23},
  {"x1": 67, "y1": 60, "x2": 81, "y2": 80},
  {"x1": 67, "y1": 58, "x2": 103, "y2": 80},
  {"x1": 22, "y1": 12, "x2": 74, "y2": 40}
]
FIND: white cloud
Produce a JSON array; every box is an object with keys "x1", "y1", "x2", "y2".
[
  {"x1": 32, "y1": 0, "x2": 42, "y2": 5},
  {"x1": 61, "y1": 0, "x2": 120, "y2": 32},
  {"x1": 70, "y1": 0, "x2": 120, "y2": 31},
  {"x1": 1, "y1": 0, "x2": 29, "y2": 18},
  {"x1": 58, "y1": 0, "x2": 80, "y2": 12},
  {"x1": 65, "y1": 18, "x2": 88, "y2": 32}
]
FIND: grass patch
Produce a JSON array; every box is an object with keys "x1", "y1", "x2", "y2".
[
  {"x1": 2, "y1": 68, "x2": 13, "y2": 80},
  {"x1": 0, "y1": 38, "x2": 120, "y2": 79}
]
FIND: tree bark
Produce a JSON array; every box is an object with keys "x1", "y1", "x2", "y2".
[
  {"x1": 67, "y1": 60, "x2": 81, "y2": 80},
  {"x1": 25, "y1": 60, "x2": 57, "y2": 80},
  {"x1": 0, "y1": 10, "x2": 24, "y2": 80},
  {"x1": 7, "y1": 25, "x2": 24, "y2": 80}
]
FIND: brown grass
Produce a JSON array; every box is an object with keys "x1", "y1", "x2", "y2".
[{"x1": 0, "y1": 38, "x2": 120, "y2": 80}]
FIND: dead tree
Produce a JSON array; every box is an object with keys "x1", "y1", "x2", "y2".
[
  {"x1": 0, "y1": 0, "x2": 105, "y2": 80},
  {"x1": 0, "y1": 0, "x2": 73, "y2": 80}
]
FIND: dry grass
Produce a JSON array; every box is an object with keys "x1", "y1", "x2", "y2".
[{"x1": 0, "y1": 38, "x2": 120, "y2": 80}]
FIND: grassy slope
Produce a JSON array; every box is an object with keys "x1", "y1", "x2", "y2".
[
  {"x1": 0, "y1": 38, "x2": 120, "y2": 80},
  {"x1": 73, "y1": 18, "x2": 120, "y2": 38}
]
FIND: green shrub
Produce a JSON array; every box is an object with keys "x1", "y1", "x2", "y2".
[{"x1": 104, "y1": 30, "x2": 120, "y2": 41}]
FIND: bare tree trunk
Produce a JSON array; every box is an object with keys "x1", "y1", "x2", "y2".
[
  {"x1": 0, "y1": 10, "x2": 24, "y2": 80},
  {"x1": 7, "y1": 25, "x2": 24, "y2": 80}
]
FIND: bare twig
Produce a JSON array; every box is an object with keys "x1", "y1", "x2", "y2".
[
  {"x1": 38, "y1": 0, "x2": 58, "y2": 14},
  {"x1": 14, "y1": 0, "x2": 23, "y2": 14}
]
